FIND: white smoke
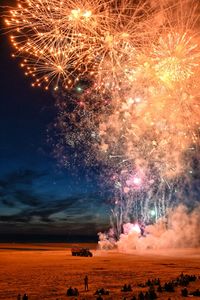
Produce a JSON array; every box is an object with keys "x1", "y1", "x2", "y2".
[
  {"x1": 98, "y1": 205, "x2": 200, "y2": 251},
  {"x1": 98, "y1": 228, "x2": 116, "y2": 250}
]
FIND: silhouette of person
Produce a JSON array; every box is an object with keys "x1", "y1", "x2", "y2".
[
  {"x1": 17, "y1": 294, "x2": 21, "y2": 300},
  {"x1": 66, "y1": 287, "x2": 73, "y2": 296},
  {"x1": 138, "y1": 291, "x2": 145, "y2": 300},
  {"x1": 84, "y1": 275, "x2": 89, "y2": 291},
  {"x1": 74, "y1": 288, "x2": 79, "y2": 296},
  {"x1": 22, "y1": 294, "x2": 28, "y2": 300}
]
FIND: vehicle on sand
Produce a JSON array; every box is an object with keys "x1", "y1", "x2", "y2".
[{"x1": 71, "y1": 248, "x2": 93, "y2": 257}]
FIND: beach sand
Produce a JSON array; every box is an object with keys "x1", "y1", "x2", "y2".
[{"x1": 0, "y1": 243, "x2": 200, "y2": 299}]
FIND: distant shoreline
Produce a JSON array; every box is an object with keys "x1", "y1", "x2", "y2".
[{"x1": 0, "y1": 242, "x2": 98, "y2": 251}]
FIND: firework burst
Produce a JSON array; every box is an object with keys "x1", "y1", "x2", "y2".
[
  {"x1": 3, "y1": 0, "x2": 200, "y2": 235},
  {"x1": 4, "y1": 0, "x2": 154, "y2": 90}
]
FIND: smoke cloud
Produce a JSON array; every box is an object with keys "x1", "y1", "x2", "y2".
[{"x1": 98, "y1": 205, "x2": 200, "y2": 251}]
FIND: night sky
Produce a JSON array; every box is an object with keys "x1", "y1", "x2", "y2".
[
  {"x1": 1, "y1": 1, "x2": 200, "y2": 243},
  {"x1": 0, "y1": 6, "x2": 109, "y2": 242}
]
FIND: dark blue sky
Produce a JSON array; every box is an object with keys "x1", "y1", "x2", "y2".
[{"x1": 0, "y1": 13, "x2": 109, "y2": 242}]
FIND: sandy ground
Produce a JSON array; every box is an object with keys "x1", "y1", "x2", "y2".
[{"x1": 0, "y1": 244, "x2": 200, "y2": 300}]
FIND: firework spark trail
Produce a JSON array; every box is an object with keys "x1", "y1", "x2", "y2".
[
  {"x1": 96, "y1": 0, "x2": 200, "y2": 179},
  {"x1": 4, "y1": 0, "x2": 109, "y2": 88},
  {"x1": 4, "y1": 0, "x2": 156, "y2": 90},
  {"x1": 3, "y1": 0, "x2": 200, "y2": 237}
]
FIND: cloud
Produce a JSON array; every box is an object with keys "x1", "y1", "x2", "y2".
[
  {"x1": 0, "y1": 169, "x2": 108, "y2": 240},
  {"x1": 1, "y1": 198, "x2": 15, "y2": 208},
  {"x1": 0, "y1": 169, "x2": 46, "y2": 206},
  {"x1": 0, "y1": 171, "x2": 104, "y2": 224},
  {"x1": 0, "y1": 195, "x2": 91, "y2": 222},
  {"x1": 0, "y1": 169, "x2": 45, "y2": 187},
  {"x1": 14, "y1": 190, "x2": 41, "y2": 206}
]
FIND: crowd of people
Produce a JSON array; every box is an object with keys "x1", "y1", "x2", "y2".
[
  {"x1": 135, "y1": 273, "x2": 199, "y2": 300},
  {"x1": 17, "y1": 273, "x2": 200, "y2": 299},
  {"x1": 181, "y1": 286, "x2": 200, "y2": 297},
  {"x1": 138, "y1": 278, "x2": 161, "y2": 288},
  {"x1": 189, "y1": 288, "x2": 200, "y2": 296},
  {"x1": 141, "y1": 285, "x2": 158, "y2": 300},
  {"x1": 158, "y1": 273, "x2": 197, "y2": 293},
  {"x1": 121, "y1": 284, "x2": 132, "y2": 292}
]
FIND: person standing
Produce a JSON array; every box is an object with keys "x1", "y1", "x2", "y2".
[{"x1": 84, "y1": 275, "x2": 89, "y2": 291}]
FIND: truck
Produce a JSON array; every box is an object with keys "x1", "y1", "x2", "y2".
[{"x1": 71, "y1": 247, "x2": 93, "y2": 257}]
